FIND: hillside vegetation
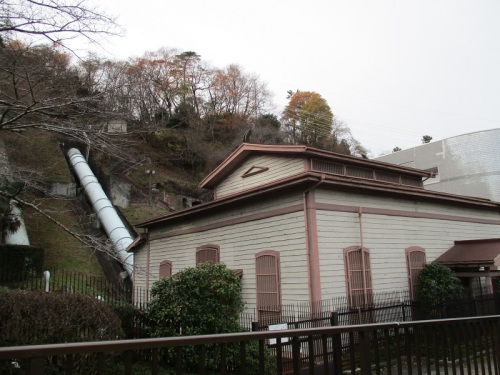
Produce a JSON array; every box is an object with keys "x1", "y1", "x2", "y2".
[
  {"x1": 1, "y1": 127, "x2": 204, "y2": 273},
  {"x1": 0, "y1": 2, "x2": 366, "y2": 277}
]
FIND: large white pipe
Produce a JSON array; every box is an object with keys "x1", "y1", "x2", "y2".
[
  {"x1": 67, "y1": 148, "x2": 134, "y2": 277},
  {"x1": 3, "y1": 200, "x2": 30, "y2": 245}
]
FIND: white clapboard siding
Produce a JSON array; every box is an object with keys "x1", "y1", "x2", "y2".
[
  {"x1": 137, "y1": 201, "x2": 309, "y2": 311},
  {"x1": 216, "y1": 155, "x2": 305, "y2": 198},
  {"x1": 316, "y1": 188, "x2": 500, "y2": 300},
  {"x1": 315, "y1": 189, "x2": 497, "y2": 220},
  {"x1": 133, "y1": 246, "x2": 148, "y2": 291},
  {"x1": 152, "y1": 193, "x2": 304, "y2": 236}
]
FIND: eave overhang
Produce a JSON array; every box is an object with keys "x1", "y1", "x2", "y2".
[
  {"x1": 199, "y1": 143, "x2": 433, "y2": 190},
  {"x1": 136, "y1": 171, "x2": 500, "y2": 229}
]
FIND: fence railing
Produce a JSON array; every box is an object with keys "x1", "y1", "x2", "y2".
[
  {"x1": 0, "y1": 269, "x2": 131, "y2": 305},
  {"x1": 3, "y1": 270, "x2": 499, "y2": 341},
  {"x1": 241, "y1": 291, "x2": 500, "y2": 331},
  {"x1": 1, "y1": 315, "x2": 498, "y2": 375}
]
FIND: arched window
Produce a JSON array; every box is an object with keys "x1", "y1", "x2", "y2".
[
  {"x1": 159, "y1": 260, "x2": 172, "y2": 278},
  {"x1": 255, "y1": 250, "x2": 281, "y2": 319},
  {"x1": 406, "y1": 246, "x2": 426, "y2": 300},
  {"x1": 196, "y1": 244, "x2": 220, "y2": 265},
  {"x1": 344, "y1": 246, "x2": 373, "y2": 308}
]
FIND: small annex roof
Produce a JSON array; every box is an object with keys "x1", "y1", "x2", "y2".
[
  {"x1": 435, "y1": 238, "x2": 500, "y2": 267},
  {"x1": 199, "y1": 143, "x2": 433, "y2": 190}
]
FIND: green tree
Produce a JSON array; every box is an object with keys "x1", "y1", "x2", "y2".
[
  {"x1": 417, "y1": 263, "x2": 464, "y2": 306},
  {"x1": 148, "y1": 262, "x2": 243, "y2": 338},
  {"x1": 147, "y1": 262, "x2": 274, "y2": 373},
  {"x1": 248, "y1": 113, "x2": 284, "y2": 144}
]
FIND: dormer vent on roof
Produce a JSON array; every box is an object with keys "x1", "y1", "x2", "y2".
[{"x1": 311, "y1": 159, "x2": 423, "y2": 188}]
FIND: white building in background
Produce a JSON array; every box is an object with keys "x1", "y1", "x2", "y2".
[{"x1": 375, "y1": 129, "x2": 500, "y2": 202}]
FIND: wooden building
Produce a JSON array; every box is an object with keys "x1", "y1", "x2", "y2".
[{"x1": 131, "y1": 143, "x2": 500, "y2": 315}]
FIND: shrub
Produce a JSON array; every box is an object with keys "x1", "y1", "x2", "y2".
[
  {"x1": 147, "y1": 262, "x2": 274, "y2": 373},
  {"x1": 111, "y1": 302, "x2": 148, "y2": 339},
  {"x1": 148, "y1": 262, "x2": 244, "y2": 338},
  {"x1": 0, "y1": 289, "x2": 124, "y2": 347},
  {"x1": 417, "y1": 263, "x2": 464, "y2": 306}
]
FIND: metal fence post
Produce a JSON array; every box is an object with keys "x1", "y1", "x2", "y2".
[
  {"x1": 28, "y1": 357, "x2": 45, "y2": 375},
  {"x1": 330, "y1": 311, "x2": 343, "y2": 375},
  {"x1": 358, "y1": 330, "x2": 371, "y2": 375},
  {"x1": 292, "y1": 335, "x2": 301, "y2": 375}
]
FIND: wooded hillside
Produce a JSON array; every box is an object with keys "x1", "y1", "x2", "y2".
[{"x1": 0, "y1": 0, "x2": 366, "y2": 273}]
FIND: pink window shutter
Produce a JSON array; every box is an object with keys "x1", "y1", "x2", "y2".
[
  {"x1": 406, "y1": 247, "x2": 426, "y2": 300},
  {"x1": 255, "y1": 251, "x2": 281, "y2": 311},
  {"x1": 344, "y1": 246, "x2": 372, "y2": 308},
  {"x1": 196, "y1": 245, "x2": 220, "y2": 265},
  {"x1": 159, "y1": 260, "x2": 172, "y2": 278}
]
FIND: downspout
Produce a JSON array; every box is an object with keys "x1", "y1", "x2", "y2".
[
  {"x1": 145, "y1": 231, "x2": 150, "y2": 298},
  {"x1": 303, "y1": 173, "x2": 326, "y2": 314},
  {"x1": 67, "y1": 148, "x2": 134, "y2": 278},
  {"x1": 358, "y1": 207, "x2": 364, "y2": 249},
  {"x1": 358, "y1": 207, "x2": 369, "y2": 305}
]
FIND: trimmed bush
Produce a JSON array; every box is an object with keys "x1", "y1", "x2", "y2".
[
  {"x1": 417, "y1": 263, "x2": 464, "y2": 306},
  {"x1": 147, "y1": 262, "x2": 275, "y2": 374},
  {"x1": 148, "y1": 262, "x2": 244, "y2": 339},
  {"x1": 0, "y1": 288, "x2": 124, "y2": 346}
]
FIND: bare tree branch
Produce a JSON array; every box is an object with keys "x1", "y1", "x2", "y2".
[{"x1": 0, "y1": 0, "x2": 123, "y2": 47}]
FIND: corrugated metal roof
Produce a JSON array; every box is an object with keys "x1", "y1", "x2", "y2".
[{"x1": 435, "y1": 238, "x2": 500, "y2": 267}]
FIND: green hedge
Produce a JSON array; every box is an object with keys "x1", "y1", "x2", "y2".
[
  {"x1": 0, "y1": 289, "x2": 125, "y2": 373},
  {"x1": 0, "y1": 289, "x2": 124, "y2": 347}
]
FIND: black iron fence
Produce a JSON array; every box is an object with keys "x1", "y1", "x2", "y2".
[
  {"x1": 0, "y1": 269, "x2": 131, "y2": 305},
  {"x1": 3, "y1": 270, "x2": 500, "y2": 342},
  {"x1": 0, "y1": 315, "x2": 498, "y2": 374},
  {"x1": 241, "y1": 290, "x2": 500, "y2": 331}
]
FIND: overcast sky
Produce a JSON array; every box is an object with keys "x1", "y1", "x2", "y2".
[{"x1": 82, "y1": 0, "x2": 500, "y2": 156}]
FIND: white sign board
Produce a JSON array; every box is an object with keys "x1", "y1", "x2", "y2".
[{"x1": 268, "y1": 323, "x2": 289, "y2": 345}]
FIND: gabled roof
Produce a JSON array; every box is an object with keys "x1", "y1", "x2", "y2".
[
  {"x1": 199, "y1": 143, "x2": 433, "y2": 190},
  {"x1": 134, "y1": 143, "x2": 500, "y2": 229}
]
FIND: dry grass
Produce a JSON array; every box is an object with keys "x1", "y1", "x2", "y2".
[
  {"x1": 23, "y1": 198, "x2": 105, "y2": 276},
  {"x1": 2, "y1": 129, "x2": 72, "y2": 183},
  {"x1": 1, "y1": 129, "x2": 104, "y2": 276},
  {"x1": 0, "y1": 128, "x2": 205, "y2": 277},
  {"x1": 120, "y1": 203, "x2": 169, "y2": 227}
]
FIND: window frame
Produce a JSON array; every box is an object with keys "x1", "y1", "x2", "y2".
[
  {"x1": 343, "y1": 246, "x2": 373, "y2": 308},
  {"x1": 405, "y1": 246, "x2": 426, "y2": 300},
  {"x1": 255, "y1": 250, "x2": 281, "y2": 313},
  {"x1": 196, "y1": 244, "x2": 220, "y2": 265},
  {"x1": 159, "y1": 260, "x2": 172, "y2": 278}
]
